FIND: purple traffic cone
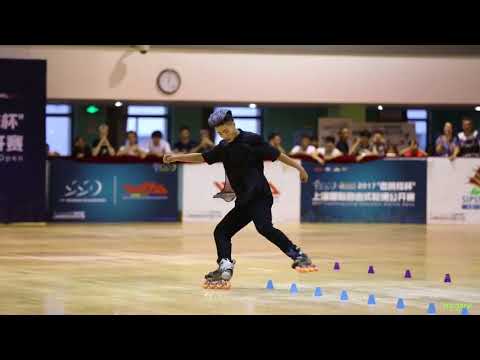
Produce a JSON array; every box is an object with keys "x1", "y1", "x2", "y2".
[
  {"x1": 368, "y1": 265, "x2": 375, "y2": 274},
  {"x1": 404, "y1": 269, "x2": 412, "y2": 279},
  {"x1": 444, "y1": 274, "x2": 452, "y2": 283},
  {"x1": 333, "y1": 262, "x2": 340, "y2": 271}
]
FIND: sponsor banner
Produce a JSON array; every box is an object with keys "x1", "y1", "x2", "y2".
[
  {"x1": 427, "y1": 158, "x2": 480, "y2": 224},
  {"x1": 49, "y1": 159, "x2": 178, "y2": 222},
  {"x1": 301, "y1": 159, "x2": 427, "y2": 223},
  {"x1": 182, "y1": 162, "x2": 300, "y2": 223},
  {"x1": 0, "y1": 59, "x2": 46, "y2": 222}
]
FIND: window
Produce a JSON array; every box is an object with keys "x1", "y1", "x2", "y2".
[
  {"x1": 46, "y1": 104, "x2": 72, "y2": 156},
  {"x1": 126, "y1": 105, "x2": 169, "y2": 149},
  {"x1": 213, "y1": 106, "x2": 262, "y2": 144},
  {"x1": 407, "y1": 109, "x2": 428, "y2": 150}
]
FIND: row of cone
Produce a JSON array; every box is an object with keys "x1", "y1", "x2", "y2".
[
  {"x1": 333, "y1": 262, "x2": 452, "y2": 283},
  {"x1": 266, "y1": 280, "x2": 468, "y2": 314}
]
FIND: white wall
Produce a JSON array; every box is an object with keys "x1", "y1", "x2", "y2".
[{"x1": 1, "y1": 45, "x2": 480, "y2": 105}]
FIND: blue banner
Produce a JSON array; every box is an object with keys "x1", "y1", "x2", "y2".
[
  {"x1": 301, "y1": 159, "x2": 427, "y2": 224},
  {"x1": 49, "y1": 159, "x2": 178, "y2": 222},
  {"x1": 0, "y1": 59, "x2": 47, "y2": 223}
]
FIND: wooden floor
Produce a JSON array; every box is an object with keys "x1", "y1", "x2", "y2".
[{"x1": 0, "y1": 222, "x2": 479, "y2": 315}]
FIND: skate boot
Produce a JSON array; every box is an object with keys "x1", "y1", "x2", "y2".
[
  {"x1": 203, "y1": 258, "x2": 235, "y2": 289},
  {"x1": 292, "y1": 252, "x2": 318, "y2": 273}
]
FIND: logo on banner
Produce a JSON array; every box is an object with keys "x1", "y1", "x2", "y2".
[
  {"x1": 122, "y1": 182, "x2": 169, "y2": 200},
  {"x1": 312, "y1": 180, "x2": 417, "y2": 207},
  {"x1": 315, "y1": 166, "x2": 348, "y2": 173},
  {"x1": 60, "y1": 180, "x2": 107, "y2": 203},
  {"x1": 0, "y1": 113, "x2": 25, "y2": 163},
  {"x1": 463, "y1": 167, "x2": 480, "y2": 210},
  {"x1": 213, "y1": 181, "x2": 280, "y2": 197},
  {"x1": 152, "y1": 163, "x2": 177, "y2": 173}
]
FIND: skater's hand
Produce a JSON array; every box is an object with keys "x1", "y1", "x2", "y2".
[
  {"x1": 299, "y1": 168, "x2": 309, "y2": 183},
  {"x1": 163, "y1": 154, "x2": 176, "y2": 164}
]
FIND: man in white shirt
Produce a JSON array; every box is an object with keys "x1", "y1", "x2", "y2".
[
  {"x1": 148, "y1": 130, "x2": 172, "y2": 158},
  {"x1": 289, "y1": 134, "x2": 323, "y2": 164},
  {"x1": 290, "y1": 135, "x2": 316, "y2": 155},
  {"x1": 317, "y1": 136, "x2": 343, "y2": 161},
  {"x1": 117, "y1": 131, "x2": 146, "y2": 158}
]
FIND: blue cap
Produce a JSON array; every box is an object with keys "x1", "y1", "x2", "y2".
[{"x1": 208, "y1": 109, "x2": 233, "y2": 128}]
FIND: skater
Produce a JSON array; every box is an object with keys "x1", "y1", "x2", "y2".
[{"x1": 163, "y1": 109, "x2": 317, "y2": 289}]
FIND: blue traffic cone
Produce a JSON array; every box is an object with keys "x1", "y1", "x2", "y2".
[
  {"x1": 314, "y1": 287, "x2": 323, "y2": 297},
  {"x1": 368, "y1": 294, "x2": 376, "y2": 305},
  {"x1": 461, "y1": 307, "x2": 469, "y2": 315},
  {"x1": 396, "y1": 298, "x2": 406, "y2": 310},
  {"x1": 266, "y1": 280, "x2": 274, "y2": 290},
  {"x1": 340, "y1": 290, "x2": 348, "y2": 301},
  {"x1": 427, "y1": 303, "x2": 436, "y2": 314},
  {"x1": 290, "y1": 283, "x2": 298, "y2": 294}
]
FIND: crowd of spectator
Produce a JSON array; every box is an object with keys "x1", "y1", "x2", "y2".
[
  {"x1": 64, "y1": 124, "x2": 215, "y2": 160},
  {"x1": 282, "y1": 117, "x2": 480, "y2": 163},
  {"x1": 47, "y1": 116, "x2": 480, "y2": 162}
]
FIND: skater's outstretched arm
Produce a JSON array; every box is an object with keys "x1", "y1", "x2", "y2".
[
  {"x1": 163, "y1": 153, "x2": 205, "y2": 164},
  {"x1": 277, "y1": 153, "x2": 309, "y2": 183}
]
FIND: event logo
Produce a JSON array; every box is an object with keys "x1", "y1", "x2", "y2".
[
  {"x1": 469, "y1": 167, "x2": 480, "y2": 188},
  {"x1": 60, "y1": 180, "x2": 106, "y2": 203},
  {"x1": 122, "y1": 182, "x2": 169, "y2": 200},
  {"x1": 213, "y1": 181, "x2": 280, "y2": 196},
  {"x1": 463, "y1": 167, "x2": 480, "y2": 210}
]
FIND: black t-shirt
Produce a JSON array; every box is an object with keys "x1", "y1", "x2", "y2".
[
  {"x1": 337, "y1": 140, "x2": 349, "y2": 155},
  {"x1": 174, "y1": 140, "x2": 198, "y2": 153},
  {"x1": 92, "y1": 138, "x2": 111, "y2": 157},
  {"x1": 72, "y1": 145, "x2": 92, "y2": 158},
  {"x1": 202, "y1": 130, "x2": 281, "y2": 206}
]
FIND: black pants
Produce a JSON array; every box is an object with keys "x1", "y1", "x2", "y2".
[{"x1": 214, "y1": 195, "x2": 299, "y2": 263}]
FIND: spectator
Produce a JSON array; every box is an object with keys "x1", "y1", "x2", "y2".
[
  {"x1": 117, "y1": 131, "x2": 146, "y2": 158},
  {"x1": 457, "y1": 117, "x2": 480, "y2": 158},
  {"x1": 317, "y1": 136, "x2": 343, "y2": 161},
  {"x1": 72, "y1": 136, "x2": 92, "y2": 159},
  {"x1": 385, "y1": 143, "x2": 399, "y2": 158},
  {"x1": 46, "y1": 143, "x2": 60, "y2": 157},
  {"x1": 147, "y1": 130, "x2": 172, "y2": 157},
  {"x1": 349, "y1": 130, "x2": 373, "y2": 157},
  {"x1": 336, "y1": 127, "x2": 350, "y2": 155},
  {"x1": 400, "y1": 139, "x2": 428, "y2": 158},
  {"x1": 92, "y1": 124, "x2": 116, "y2": 157},
  {"x1": 290, "y1": 134, "x2": 316, "y2": 156},
  {"x1": 268, "y1": 133, "x2": 286, "y2": 154},
  {"x1": 435, "y1": 122, "x2": 459, "y2": 160},
  {"x1": 371, "y1": 130, "x2": 387, "y2": 157},
  {"x1": 173, "y1": 126, "x2": 199, "y2": 153},
  {"x1": 310, "y1": 137, "x2": 319, "y2": 148},
  {"x1": 191, "y1": 129, "x2": 215, "y2": 153},
  {"x1": 290, "y1": 134, "x2": 323, "y2": 164}
]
